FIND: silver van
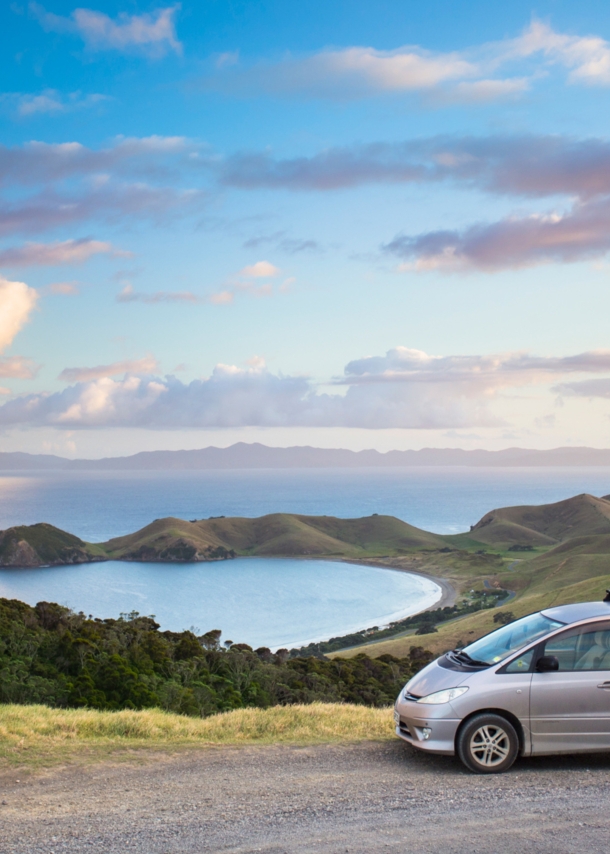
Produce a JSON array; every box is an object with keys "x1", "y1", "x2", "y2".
[{"x1": 394, "y1": 597, "x2": 610, "y2": 773}]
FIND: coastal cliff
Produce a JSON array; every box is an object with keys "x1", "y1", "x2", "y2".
[{"x1": 0, "y1": 523, "x2": 102, "y2": 568}]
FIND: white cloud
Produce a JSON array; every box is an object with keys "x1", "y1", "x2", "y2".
[
  {"x1": 509, "y1": 20, "x2": 610, "y2": 86},
  {"x1": 204, "y1": 19, "x2": 610, "y2": 102},
  {"x1": 342, "y1": 347, "x2": 610, "y2": 388},
  {"x1": 12, "y1": 90, "x2": 110, "y2": 117},
  {"x1": 29, "y1": 3, "x2": 182, "y2": 57},
  {"x1": 553, "y1": 379, "x2": 610, "y2": 399},
  {"x1": 205, "y1": 44, "x2": 497, "y2": 101},
  {"x1": 0, "y1": 276, "x2": 38, "y2": 352},
  {"x1": 438, "y1": 77, "x2": 529, "y2": 104},
  {"x1": 3, "y1": 346, "x2": 610, "y2": 430}
]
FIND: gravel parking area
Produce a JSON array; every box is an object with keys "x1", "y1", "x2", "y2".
[{"x1": 1, "y1": 741, "x2": 610, "y2": 853}]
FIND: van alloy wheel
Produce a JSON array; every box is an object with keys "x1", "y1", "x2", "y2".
[{"x1": 456, "y1": 713, "x2": 519, "y2": 774}]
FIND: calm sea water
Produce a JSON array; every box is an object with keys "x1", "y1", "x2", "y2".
[
  {"x1": 1, "y1": 467, "x2": 608, "y2": 647},
  {"x1": 0, "y1": 558, "x2": 440, "y2": 650},
  {"x1": 0, "y1": 467, "x2": 608, "y2": 541}
]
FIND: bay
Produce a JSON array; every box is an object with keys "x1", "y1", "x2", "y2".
[
  {"x1": 1, "y1": 466, "x2": 608, "y2": 648},
  {"x1": 0, "y1": 558, "x2": 440, "y2": 650}
]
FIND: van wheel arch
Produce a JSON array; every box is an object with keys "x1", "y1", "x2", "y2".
[{"x1": 456, "y1": 708, "x2": 525, "y2": 756}]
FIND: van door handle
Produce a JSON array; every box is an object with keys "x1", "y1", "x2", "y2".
[{"x1": 598, "y1": 682, "x2": 610, "y2": 689}]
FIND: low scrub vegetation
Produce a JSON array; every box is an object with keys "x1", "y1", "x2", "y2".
[
  {"x1": 0, "y1": 598, "x2": 431, "y2": 715},
  {"x1": 292, "y1": 588, "x2": 508, "y2": 655}
]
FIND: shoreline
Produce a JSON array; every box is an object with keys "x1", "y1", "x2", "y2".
[
  {"x1": 276, "y1": 557, "x2": 456, "y2": 652},
  {"x1": 0, "y1": 555, "x2": 453, "y2": 653},
  {"x1": 340, "y1": 557, "x2": 456, "y2": 612}
]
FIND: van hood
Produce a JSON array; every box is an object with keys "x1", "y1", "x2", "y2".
[{"x1": 405, "y1": 658, "x2": 472, "y2": 697}]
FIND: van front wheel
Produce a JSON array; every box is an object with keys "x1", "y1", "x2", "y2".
[{"x1": 456, "y1": 713, "x2": 519, "y2": 774}]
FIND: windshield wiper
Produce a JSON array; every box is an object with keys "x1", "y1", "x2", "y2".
[{"x1": 451, "y1": 649, "x2": 489, "y2": 667}]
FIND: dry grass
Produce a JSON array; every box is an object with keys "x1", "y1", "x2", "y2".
[{"x1": 0, "y1": 703, "x2": 394, "y2": 769}]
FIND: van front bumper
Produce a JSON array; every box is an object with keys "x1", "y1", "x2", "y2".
[{"x1": 394, "y1": 705, "x2": 460, "y2": 756}]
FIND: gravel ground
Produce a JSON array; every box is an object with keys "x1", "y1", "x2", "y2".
[{"x1": 1, "y1": 740, "x2": 610, "y2": 854}]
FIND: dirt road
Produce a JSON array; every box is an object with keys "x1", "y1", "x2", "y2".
[{"x1": 1, "y1": 740, "x2": 610, "y2": 853}]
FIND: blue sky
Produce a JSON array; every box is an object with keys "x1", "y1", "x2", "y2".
[{"x1": 2, "y1": 0, "x2": 610, "y2": 456}]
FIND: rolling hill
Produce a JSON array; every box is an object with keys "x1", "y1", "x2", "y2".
[
  {"x1": 468, "y1": 493, "x2": 610, "y2": 548},
  {"x1": 0, "y1": 524, "x2": 103, "y2": 567},
  {"x1": 0, "y1": 513, "x2": 447, "y2": 567},
  {"x1": 3, "y1": 497, "x2": 610, "y2": 660}
]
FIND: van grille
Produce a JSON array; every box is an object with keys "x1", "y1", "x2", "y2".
[{"x1": 398, "y1": 719, "x2": 413, "y2": 738}]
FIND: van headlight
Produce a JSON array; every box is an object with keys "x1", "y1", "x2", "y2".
[{"x1": 416, "y1": 687, "x2": 469, "y2": 705}]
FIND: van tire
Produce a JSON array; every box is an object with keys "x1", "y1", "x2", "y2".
[{"x1": 456, "y1": 713, "x2": 519, "y2": 774}]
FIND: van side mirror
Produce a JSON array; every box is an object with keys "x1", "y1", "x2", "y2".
[{"x1": 536, "y1": 655, "x2": 559, "y2": 672}]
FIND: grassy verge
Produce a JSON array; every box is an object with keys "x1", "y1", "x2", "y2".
[{"x1": 0, "y1": 703, "x2": 394, "y2": 770}]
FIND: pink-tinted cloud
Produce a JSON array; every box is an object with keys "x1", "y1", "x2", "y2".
[
  {"x1": 0, "y1": 136, "x2": 191, "y2": 187},
  {"x1": 384, "y1": 197, "x2": 610, "y2": 272},
  {"x1": 0, "y1": 238, "x2": 129, "y2": 266},
  {"x1": 219, "y1": 135, "x2": 610, "y2": 199},
  {"x1": 0, "y1": 183, "x2": 202, "y2": 237},
  {"x1": 47, "y1": 281, "x2": 80, "y2": 295},
  {"x1": 116, "y1": 284, "x2": 201, "y2": 304},
  {"x1": 239, "y1": 260, "x2": 280, "y2": 278},
  {"x1": 344, "y1": 347, "x2": 610, "y2": 387},
  {"x1": 58, "y1": 356, "x2": 160, "y2": 383},
  {"x1": 0, "y1": 355, "x2": 40, "y2": 380}
]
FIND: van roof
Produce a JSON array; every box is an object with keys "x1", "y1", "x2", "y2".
[{"x1": 541, "y1": 601, "x2": 610, "y2": 624}]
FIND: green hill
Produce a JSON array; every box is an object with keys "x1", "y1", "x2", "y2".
[
  {"x1": 468, "y1": 493, "x2": 610, "y2": 548},
  {"x1": 0, "y1": 513, "x2": 447, "y2": 566},
  {"x1": 0, "y1": 523, "x2": 101, "y2": 568},
  {"x1": 103, "y1": 513, "x2": 446, "y2": 561}
]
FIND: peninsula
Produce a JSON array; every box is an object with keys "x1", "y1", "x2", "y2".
[{"x1": 2, "y1": 493, "x2": 610, "y2": 659}]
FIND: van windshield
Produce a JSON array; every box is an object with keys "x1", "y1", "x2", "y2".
[{"x1": 459, "y1": 612, "x2": 564, "y2": 666}]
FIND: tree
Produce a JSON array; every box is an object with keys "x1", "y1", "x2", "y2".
[{"x1": 493, "y1": 611, "x2": 515, "y2": 625}]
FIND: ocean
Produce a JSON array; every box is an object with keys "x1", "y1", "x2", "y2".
[{"x1": 0, "y1": 466, "x2": 608, "y2": 647}]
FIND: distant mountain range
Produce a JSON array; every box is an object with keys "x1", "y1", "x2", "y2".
[{"x1": 2, "y1": 442, "x2": 610, "y2": 470}]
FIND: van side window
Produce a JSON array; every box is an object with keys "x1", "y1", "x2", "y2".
[
  {"x1": 504, "y1": 649, "x2": 534, "y2": 673},
  {"x1": 543, "y1": 622, "x2": 610, "y2": 671}
]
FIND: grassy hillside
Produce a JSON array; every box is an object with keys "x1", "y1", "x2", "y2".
[
  {"x1": 469, "y1": 493, "x2": 610, "y2": 548},
  {"x1": 102, "y1": 517, "x2": 236, "y2": 561},
  {"x1": 0, "y1": 513, "x2": 444, "y2": 566},
  {"x1": 102, "y1": 513, "x2": 446, "y2": 561},
  {"x1": 336, "y1": 529, "x2": 610, "y2": 660},
  {"x1": 3, "y1": 497, "x2": 610, "y2": 663},
  {"x1": 0, "y1": 523, "x2": 101, "y2": 567}
]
